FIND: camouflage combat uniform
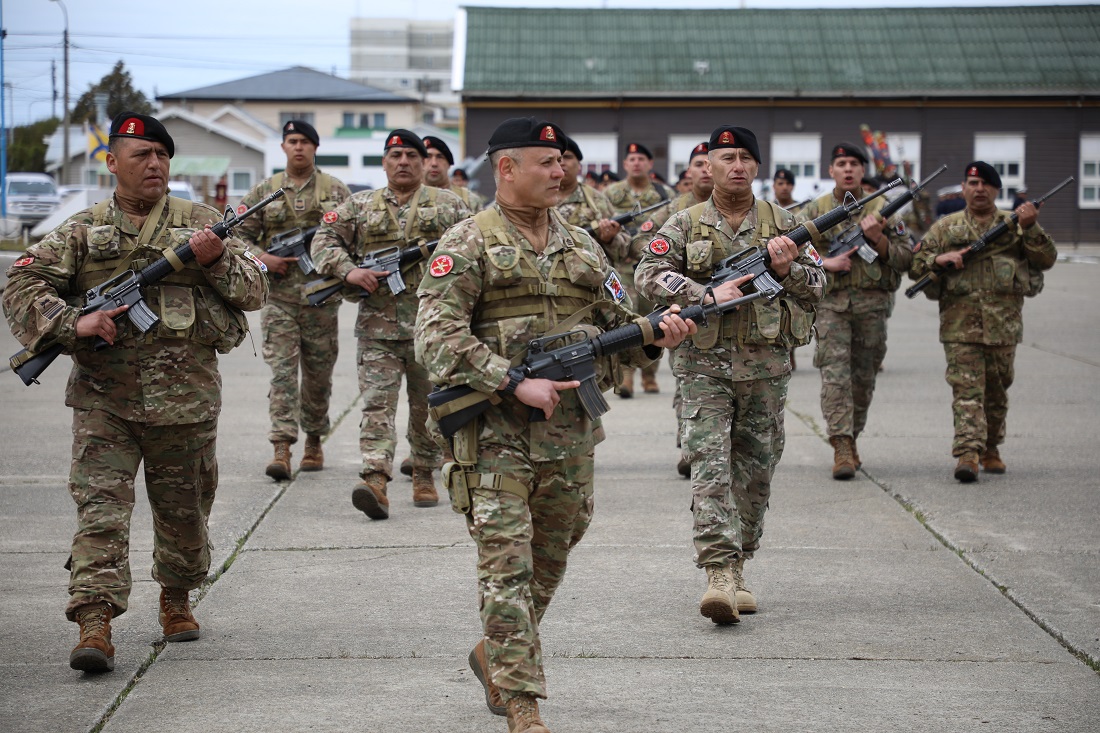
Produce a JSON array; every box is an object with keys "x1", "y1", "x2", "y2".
[
  {"x1": 415, "y1": 205, "x2": 658, "y2": 701},
  {"x1": 234, "y1": 170, "x2": 350, "y2": 444},
  {"x1": 2, "y1": 194, "x2": 268, "y2": 619},
  {"x1": 635, "y1": 199, "x2": 824, "y2": 567},
  {"x1": 910, "y1": 209, "x2": 1056, "y2": 456},
  {"x1": 449, "y1": 184, "x2": 486, "y2": 215},
  {"x1": 555, "y1": 183, "x2": 630, "y2": 267},
  {"x1": 311, "y1": 185, "x2": 470, "y2": 477},
  {"x1": 797, "y1": 193, "x2": 912, "y2": 442}
]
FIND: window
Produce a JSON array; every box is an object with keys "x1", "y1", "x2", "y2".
[
  {"x1": 229, "y1": 169, "x2": 254, "y2": 196},
  {"x1": 667, "y1": 134, "x2": 711, "y2": 180},
  {"x1": 1080, "y1": 135, "x2": 1100, "y2": 209},
  {"x1": 279, "y1": 112, "x2": 315, "y2": 127},
  {"x1": 362, "y1": 155, "x2": 384, "y2": 167},
  {"x1": 373, "y1": 112, "x2": 386, "y2": 129},
  {"x1": 342, "y1": 112, "x2": 355, "y2": 129},
  {"x1": 770, "y1": 134, "x2": 823, "y2": 200},
  {"x1": 974, "y1": 134, "x2": 1025, "y2": 208},
  {"x1": 359, "y1": 113, "x2": 372, "y2": 129},
  {"x1": 568, "y1": 133, "x2": 619, "y2": 179},
  {"x1": 315, "y1": 155, "x2": 350, "y2": 167}
]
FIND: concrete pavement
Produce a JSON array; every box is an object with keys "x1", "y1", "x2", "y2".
[{"x1": 1, "y1": 255, "x2": 1098, "y2": 732}]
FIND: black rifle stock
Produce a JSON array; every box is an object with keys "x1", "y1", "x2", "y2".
[
  {"x1": 584, "y1": 199, "x2": 669, "y2": 238},
  {"x1": 827, "y1": 165, "x2": 947, "y2": 263},
  {"x1": 266, "y1": 226, "x2": 319, "y2": 275},
  {"x1": 305, "y1": 239, "x2": 439, "y2": 307},
  {"x1": 905, "y1": 176, "x2": 1074, "y2": 299},
  {"x1": 427, "y1": 290, "x2": 771, "y2": 438},
  {"x1": 8, "y1": 189, "x2": 285, "y2": 386}
]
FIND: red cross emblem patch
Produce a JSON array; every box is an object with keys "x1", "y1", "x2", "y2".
[
  {"x1": 429, "y1": 254, "x2": 454, "y2": 277},
  {"x1": 323, "y1": 210, "x2": 338, "y2": 224},
  {"x1": 649, "y1": 238, "x2": 670, "y2": 255}
]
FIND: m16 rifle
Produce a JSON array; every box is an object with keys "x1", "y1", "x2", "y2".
[
  {"x1": 304, "y1": 239, "x2": 439, "y2": 307},
  {"x1": 266, "y1": 226, "x2": 318, "y2": 275},
  {"x1": 583, "y1": 198, "x2": 669, "y2": 238}
]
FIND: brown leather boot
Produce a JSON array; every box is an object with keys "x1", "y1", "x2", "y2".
[
  {"x1": 641, "y1": 369, "x2": 659, "y2": 393},
  {"x1": 981, "y1": 448, "x2": 1006, "y2": 474},
  {"x1": 852, "y1": 439, "x2": 862, "y2": 470},
  {"x1": 399, "y1": 456, "x2": 413, "y2": 477},
  {"x1": 412, "y1": 468, "x2": 439, "y2": 507},
  {"x1": 299, "y1": 435, "x2": 324, "y2": 472},
  {"x1": 468, "y1": 639, "x2": 507, "y2": 716},
  {"x1": 618, "y1": 369, "x2": 633, "y2": 399},
  {"x1": 699, "y1": 565, "x2": 739, "y2": 625},
  {"x1": 677, "y1": 455, "x2": 691, "y2": 478},
  {"x1": 352, "y1": 472, "x2": 389, "y2": 519},
  {"x1": 265, "y1": 441, "x2": 292, "y2": 481},
  {"x1": 70, "y1": 602, "x2": 115, "y2": 672},
  {"x1": 160, "y1": 587, "x2": 201, "y2": 642},
  {"x1": 731, "y1": 556, "x2": 757, "y2": 614},
  {"x1": 830, "y1": 436, "x2": 856, "y2": 480},
  {"x1": 506, "y1": 694, "x2": 551, "y2": 733},
  {"x1": 954, "y1": 451, "x2": 980, "y2": 483}
]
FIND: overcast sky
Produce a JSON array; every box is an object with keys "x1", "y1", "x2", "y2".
[{"x1": 3, "y1": 0, "x2": 1089, "y2": 127}]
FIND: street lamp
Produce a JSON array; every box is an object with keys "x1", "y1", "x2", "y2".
[{"x1": 50, "y1": 0, "x2": 69, "y2": 186}]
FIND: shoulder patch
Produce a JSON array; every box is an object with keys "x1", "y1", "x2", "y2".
[
  {"x1": 429, "y1": 254, "x2": 454, "y2": 277},
  {"x1": 323, "y1": 210, "x2": 338, "y2": 224},
  {"x1": 236, "y1": 204, "x2": 248, "y2": 215},
  {"x1": 13, "y1": 256, "x2": 34, "y2": 267},
  {"x1": 641, "y1": 220, "x2": 654, "y2": 232},
  {"x1": 649, "y1": 238, "x2": 670, "y2": 256},
  {"x1": 242, "y1": 249, "x2": 268, "y2": 273},
  {"x1": 656, "y1": 271, "x2": 688, "y2": 295},
  {"x1": 806, "y1": 245, "x2": 823, "y2": 267},
  {"x1": 604, "y1": 270, "x2": 626, "y2": 302}
]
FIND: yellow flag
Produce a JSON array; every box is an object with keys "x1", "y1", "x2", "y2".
[{"x1": 88, "y1": 123, "x2": 109, "y2": 163}]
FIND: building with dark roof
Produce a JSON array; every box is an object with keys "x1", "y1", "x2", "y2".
[{"x1": 455, "y1": 5, "x2": 1100, "y2": 242}]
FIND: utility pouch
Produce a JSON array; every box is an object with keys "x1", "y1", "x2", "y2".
[{"x1": 441, "y1": 462, "x2": 471, "y2": 514}]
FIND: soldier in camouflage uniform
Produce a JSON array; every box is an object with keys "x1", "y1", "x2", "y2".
[
  {"x1": 415, "y1": 118, "x2": 692, "y2": 732},
  {"x1": 423, "y1": 135, "x2": 485, "y2": 214},
  {"x1": 312, "y1": 130, "x2": 470, "y2": 518},
  {"x1": 234, "y1": 120, "x2": 350, "y2": 480},
  {"x1": 797, "y1": 143, "x2": 913, "y2": 480},
  {"x1": 605, "y1": 142, "x2": 676, "y2": 396},
  {"x1": 909, "y1": 161, "x2": 1056, "y2": 482},
  {"x1": 2, "y1": 112, "x2": 268, "y2": 673},
  {"x1": 636, "y1": 125, "x2": 824, "y2": 625},
  {"x1": 555, "y1": 135, "x2": 629, "y2": 266},
  {"x1": 771, "y1": 168, "x2": 799, "y2": 211}
]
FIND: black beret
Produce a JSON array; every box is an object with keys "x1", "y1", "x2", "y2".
[
  {"x1": 422, "y1": 136, "x2": 454, "y2": 165},
  {"x1": 487, "y1": 118, "x2": 565, "y2": 155},
  {"x1": 963, "y1": 161, "x2": 1002, "y2": 190},
  {"x1": 862, "y1": 175, "x2": 884, "y2": 188},
  {"x1": 109, "y1": 111, "x2": 175, "y2": 158},
  {"x1": 384, "y1": 129, "x2": 427, "y2": 158},
  {"x1": 689, "y1": 142, "x2": 709, "y2": 161},
  {"x1": 563, "y1": 135, "x2": 584, "y2": 161},
  {"x1": 624, "y1": 142, "x2": 653, "y2": 160},
  {"x1": 708, "y1": 126, "x2": 761, "y2": 163},
  {"x1": 452, "y1": 167, "x2": 468, "y2": 179},
  {"x1": 599, "y1": 170, "x2": 620, "y2": 183},
  {"x1": 774, "y1": 168, "x2": 795, "y2": 184},
  {"x1": 830, "y1": 142, "x2": 868, "y2": 166},
  {"x1": 282, "y1": 120, "x2": 319, "y2": 147}
]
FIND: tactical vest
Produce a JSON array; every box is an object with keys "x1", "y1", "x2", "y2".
[
  {"x1": 358, "y1": 186, "x2": 444, "y2": 285},
  {"x1": 75, "y1": 195, "x2": 248, "y2": 353},
  {"x1": 811, "y1": 193, "x2": 901, "y2": 293},
  {"x1": 935, "y1": 215, "x2": 1036, "y2": 299},
  {"x1": 260, "y1": 171, "x2": 338, "y2": 241},
  {"x1": 682, "y1": 200, "x2": 814, "y2": 349}
]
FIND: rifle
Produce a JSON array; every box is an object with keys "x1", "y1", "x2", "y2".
[
  {"x1": 827, "y1": 164, "x2": 947, "y2": 263},
  {"x1": 9, "y1": 189, "x2": 286, "y2": 386},
  {"x1": 428, "y1": 289, "x2": 771, "y2": 439},
  {"x1": 585, "y1": 199, "x2": 669, "y2": 237},
  {"x1": 905, "y1": 176, "x2": 1074, "y2": 299},
  {"x1": 783, "y1": 197, "x2": 812, "y2": 212},
  {"x1": 266, "y1": 226, "x2": 318, "y2": 276},
  {"x1": 708, "y1": 178, "x2": 903, "y2": 299},
  {"x1": 305, "y1": 239, "x2": 439, "y2": 307}
]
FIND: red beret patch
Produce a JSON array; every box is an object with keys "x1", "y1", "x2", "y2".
[
  {"x1": 641, "y1": 220, "x2": 654, "y2": 232},
  {"x1": 719, "y1": 131, "x2": 734, "y2": 145},
  {"x1": 540, "y1": 126, "x2": 556, "y2": 142},
  {"x1": 389, "y1": 135, "x2": 403, "y2": 147},
  {"x1": 13, "y1": 256, "x2": 34, "y2": 267},
  {"x1": 429, "y1": 254, "x2": 454, "y2": 277},
  {"x1": 323, "y1": 210, "x2": 338, "y2": 224},
  {"x1": 967, "y1": 166, "x2": 979, "y2": 177},
  {"x1": 121, "y1": 118, "x2": 145, "y2": 137},
  {"x1": 693, "y1": 143, "x2": 707, "y2": 154},
  {"x1": 629, "y1": 143, "x2": 638, "y2": 153},
  {"x1": 649, "y1": 238, "x2": 670, "y2": 255},
  {"x1": 286, "y1": 123, "x2": 295, "y2": 131},
  {"x1": 237, "y1": 204, "x2": 248, "y2": 215}
]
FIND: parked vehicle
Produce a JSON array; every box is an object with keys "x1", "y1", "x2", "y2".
[
  {"x1": 168, "y1": 181, "x2": 199, "y2": 202},
  {"x1": 5, "y1": 173, "x2": 61, "y2": 229}
]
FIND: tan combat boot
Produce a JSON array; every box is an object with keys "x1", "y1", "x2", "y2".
[
  {"x1": 954, "y1": 451, "x2": 980, "y2": 483},
  {"x1": 412, "y1": 468, "x2": 439, "y2": 507},
  {"x1": 830, "y1": 436, "x2": 856, "y2": 480},
  {"x1": 399, "y1": 456, "x2": 413, "y2": 477},
  {"x1": 641, "y1": 369, "x2": 660, "y2": 393},
  {"x1": 506, "y1": 694, "x2": 551, "y2": 733},
  {"x1": 70, "y1": 602, "x2": 115, "y2": 672},
  {"x1": 352, "y1": 472, "x2": 390, "y2": 519},
  {"x1": 160, "y1": 587, "x2": 201, "y2": 642},
  {"x1": 299, "y1": 435, "x2": 324, "y2": 472},
  {"x1": 618, "y1": 369, "x2": 634, "y2": 399},
  {"x1": 468, "y1": 639, "x2": 507, "y2": 716},
  {"x1": 852, "y1": 439, "x2": 862, "y2": 470},
  {"x1": 265, "y1": 441, "x2": 292, "y2": 481},
  {"x1": 731, "y1": 557, "x2": 757, "y2": 614},
  {"x1": 981, "y1": 448, "x2": 1006, "y2": 474},
  {"x1": 699, "y1": 565, "x2": 739, "y2": 625}
]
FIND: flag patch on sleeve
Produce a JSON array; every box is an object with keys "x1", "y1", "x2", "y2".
[
  {"x1": 806, "y1": 245, "x2": 823, "y2": 266},
  {"x1": 656, "y1": 271, "x2": 687, "y2": 295},
  {"x1": 604, "y1": 271, "x2": 626, "y2": 302},
  {"x1": 243, "y1": 249, "x2": 268, "y2": 273}
]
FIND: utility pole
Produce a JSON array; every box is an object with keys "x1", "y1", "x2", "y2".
[
  {"x1": 52, "y1": 60, "x2": 57, "y2": 119},
  {"x1": 51, "y1": 0, "x2": 69, "y2": 186}
]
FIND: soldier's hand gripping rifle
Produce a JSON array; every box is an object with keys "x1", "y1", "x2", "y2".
[
  {"x1": 905, "y1": 176, "x2": 1074, "y2": 299},
  {"x1": 427, "y1": 289, "x2": 772, "y2": 439},
  {"x1": 304, "y1": 239, "x2": 439, "y2": 307},
  {"x1": 266, "y1": 226, "x2": 319, "y2": 276},
  {"x1": 9, "y1": 189, "x2": 286, "y2": 386},
  {"x1": 827, "y1": 165, "x2": 947, "y2": 263},
  {"x1": 583, "y1": 199, "x2": 669, "y2": 238},
  {"x1": 709, "y1": 178, "x2": 904, "y2": 299}
]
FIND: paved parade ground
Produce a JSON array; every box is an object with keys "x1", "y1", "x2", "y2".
[{"x1": 1, "y1": 250, "x2": 1098, "y2": 732}]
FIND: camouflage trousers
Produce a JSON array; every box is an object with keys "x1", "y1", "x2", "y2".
[
  {"x1": 813, "y1": 306, "x2": 889, "y2": 439},
  {"x1": 356, "y1": 337, "x2": 440, "y2": 478},
  {"x1": 679, "y1": 370, "x2": 788, "y2": 567},
  {"x1": 66, "y1": 409, "x2": 218, "y2": 620},
  {"x1": 943, "y1": 342, "x2": 1016, "y2": 456},
  {"x1": 261, "y1": 299, "x2": 339, "y2": 443},
  {"x1": 465, "y1": 450, "x2": 594, "y2": 701}
]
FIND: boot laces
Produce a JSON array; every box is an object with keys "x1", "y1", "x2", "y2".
[
  {"x1": 78, "y1": 606, "x2": 109, "y2": 639},
  {"x1": 164, "y1": 589, "x2": 190, "y2": 615},
  {"x1": 511, "y1": 696, "x2": 542, "y2": 724},
  {"x1": 730, "y1": 561, "x2": 746, "y2": 592},
  {"x1": 707, "y1": 566, "x2": 732, "y2": 592}
]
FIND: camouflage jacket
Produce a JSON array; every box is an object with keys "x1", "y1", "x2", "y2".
[
  {"x1": 415, "y1": 204, "x2": 657, "y2": 461},
  {"x1": 556, "y1": 184, "x2": 631, "y2": 267},
  {"x1": 911, "y1": 208, "x2": 1056, "y2": 345},
  {"x1": 311, "y1": 184, "x2": 471, "y2": 340},
  {"x1": 2, "y1": 194, "x2": 269, "y2": 424},
  {"x1": 672, "y1": 190, "x2": 709, "y2": 214},
  {"x1": 234, "y1": 169, "x2": 350, "y2": 305},
  {"x1": 604, "y1": 179, "x2": 675, "y2": 238},
  {"x1": 797, "y1": 191, "x2": 913, "y2": 311},
  {"x1": 635, "y1": 197, "x2": 824, "y2": 381},
  {"x1": 449, "y1": 185, "x2": 485, "y2": 215}
]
